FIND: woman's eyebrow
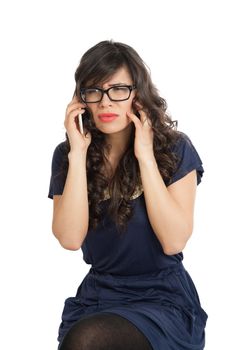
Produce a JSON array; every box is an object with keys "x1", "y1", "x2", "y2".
[
  {"x1": 108, "y1": 83, "x2": 128, "y2": 86},
  {"x1": 88, "y1": 83, "x2": 128, "y2": 89}
]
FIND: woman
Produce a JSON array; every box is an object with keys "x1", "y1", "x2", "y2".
[{"x1": 48, "y1": 40, "x2": 208, "y2": 350}]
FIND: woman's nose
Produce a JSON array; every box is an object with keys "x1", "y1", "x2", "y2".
[{"x1": 99, "y1": 92, "x2": 113, "y2": 107}]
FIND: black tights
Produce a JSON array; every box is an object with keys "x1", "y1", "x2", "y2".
[{"x1": 59, "y1": 313, "x2": 153, "y2": 350}]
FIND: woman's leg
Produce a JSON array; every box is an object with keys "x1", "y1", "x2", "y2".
[{"x1": 59, "y1": 313, "x2": 153, "y2": 350}]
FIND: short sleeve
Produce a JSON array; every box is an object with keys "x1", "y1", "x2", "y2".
[
  {"x1": 166, "y1": 133, "x2": 204, "y2": 186},
  {"x1": 48, "y1": 142, "x2": 68, "y2": 199}
]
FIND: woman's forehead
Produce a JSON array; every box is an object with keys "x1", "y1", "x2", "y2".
[{"x1": 85, "y1": 66, "x2": 132, "y2": 87}]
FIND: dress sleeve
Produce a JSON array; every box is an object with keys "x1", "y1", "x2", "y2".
[
  {"x1": 166, "y1": 133, "x2": 204, "y2": 186},
  {"x1": 48, "y1": 142, "x2": 68, "y2": 199}
]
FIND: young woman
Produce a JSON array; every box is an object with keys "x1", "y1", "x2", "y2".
[{"x1": 48, "y1": 40, "x2": 208, "y2": 350}]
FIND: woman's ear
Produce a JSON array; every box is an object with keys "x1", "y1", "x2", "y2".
[{"x1": 132, "y1": 98, "x2": 143, "y2": 117}]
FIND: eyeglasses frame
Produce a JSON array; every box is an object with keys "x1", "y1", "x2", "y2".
[{"x1": 80, "y1": 85, "x2": 137, "y2": 103}]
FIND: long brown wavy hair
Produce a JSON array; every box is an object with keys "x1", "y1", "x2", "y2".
[{"x1": 63, "y1": 40, "x2": 182, "y2": 232}]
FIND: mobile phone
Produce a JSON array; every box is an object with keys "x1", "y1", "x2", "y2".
[
  {"x1": 78, "y1": 114, "x2": 84, "y2": 134},
  {"x1": 75, "y1": 109, "x2": 91, "y2": 134}
]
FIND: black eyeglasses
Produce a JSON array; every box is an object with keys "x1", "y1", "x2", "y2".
[{"x1": 80, "y1": 85, "x2": 136, "y2": 103}]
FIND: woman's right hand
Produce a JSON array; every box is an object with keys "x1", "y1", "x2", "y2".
[{"x1": 64, "y1": 95, "x2": 92, "y2": 154}]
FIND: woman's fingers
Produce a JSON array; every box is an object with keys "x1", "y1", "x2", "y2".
[
  {"x1": 65, "y1": 100, "x2": 86, "y2": 136},
  {"x1": 138, "y1": 109, "x2": 151, "y2": 125},
  {"x1": 127, "y1": 110, "x2": 151, "y2": 128},
  {"x1": 65, "y1": 96, "x2": 86, "y2": 125},
  {"x1": 66, "y1": 102, "x2": 86, "y2": 115},
  {"x1": 64, "y1": 107, "x2": 85, "y2": 130},
  {"x1": 67, "y1": 108, "x2": 85, "y2": 119},
  {"x1": 63, "y1": 96, "x2": 92, "y2": 152}
]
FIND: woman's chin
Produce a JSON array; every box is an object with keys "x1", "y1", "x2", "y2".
[{"x1": 95, "y1": 121, "x2": 132, "y2": 135}]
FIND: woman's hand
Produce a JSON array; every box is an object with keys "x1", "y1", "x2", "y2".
[
  {"x1": 64, "y1": 95, "x2": 91, "y2": 154},
  {"x1": 127, "y1": 109, "x2": 154, "y2": 162}
]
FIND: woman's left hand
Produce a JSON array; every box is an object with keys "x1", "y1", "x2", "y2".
[{"x1": 127, "y1": 109, "x2": 154, "y2": 161}]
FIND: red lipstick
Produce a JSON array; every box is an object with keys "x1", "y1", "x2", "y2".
[{"x1": 98, "y1": 113, "x2": 118, "y2": 122}]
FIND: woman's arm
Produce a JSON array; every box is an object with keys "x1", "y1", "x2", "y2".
[
  {"x1": 138, "y1": 156, "x2": 197, "y2": 255},
  {"x1": 52, "y1": 152, "x2": 89, "y2": 250},
  {"x1": 52, "y1": 96, "x2": 91, "y2": 250},
  {"x1": 127, "y1": 109, "x2": 197, "y2": 255}
]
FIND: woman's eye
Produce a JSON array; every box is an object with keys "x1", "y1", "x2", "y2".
[
  {"x1": 86, "y1": 89, "x2": 99, "y2": 94},
  {"x1": 113, "y1": 86, "x2": 127, "y2": 91}
]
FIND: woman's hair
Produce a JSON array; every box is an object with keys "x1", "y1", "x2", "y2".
[{"x1": 63, "y1": 40, "x2": 181, "y2": 232}]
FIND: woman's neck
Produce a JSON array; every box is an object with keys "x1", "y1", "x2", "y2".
[
  {"x1": 105, "y1": 123, "x2": 132, "y2": 159},
  {"x1": 103, "y1": 124, "x2": 132, "y2": 178}
]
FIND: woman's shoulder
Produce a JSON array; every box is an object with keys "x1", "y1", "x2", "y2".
[
  {"x1": 167, "y1": 131, "x2": 204, "y2": 186},
  {"x1": 171, "y1": 130, "x2": 191, "y2": 146},
  {"x1": 50, "y1": 140, "x2": 69, "y2": 173},
  {"x1": 53, "y1": 140, "x2": 68, "y2": 155},
  {"x1": 169, "y1": 131, "x2": 197, "y2": 154}
]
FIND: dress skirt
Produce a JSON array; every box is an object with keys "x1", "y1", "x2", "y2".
[{"x1": 57, "y1": 263, "x2": 207, "y2": 350}]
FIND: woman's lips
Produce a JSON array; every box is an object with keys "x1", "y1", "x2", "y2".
[{"x1": 98, "y1": 113, "x2": 119, "y2": 122}]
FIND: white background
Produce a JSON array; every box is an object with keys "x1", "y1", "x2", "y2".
[{"x1": 0, "y1": 0, "x2": 232, "y2": 349}]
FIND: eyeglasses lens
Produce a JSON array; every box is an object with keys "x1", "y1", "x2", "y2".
[{"x1": 82, "y1": 86, "x2": 131, "y2": 103}]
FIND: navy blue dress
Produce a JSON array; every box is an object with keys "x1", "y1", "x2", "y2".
[{"x1": 48, "y1": 132, "x2": 208, "y2": 350}]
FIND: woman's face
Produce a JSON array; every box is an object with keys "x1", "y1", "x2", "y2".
[{"x1": 85, "y1": 66, "x2": 136, "y2": 135}]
